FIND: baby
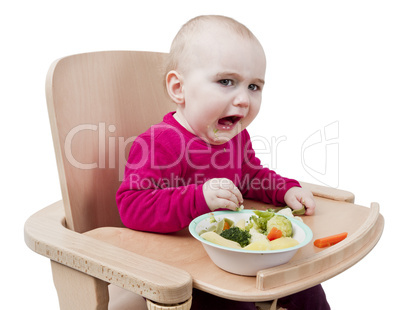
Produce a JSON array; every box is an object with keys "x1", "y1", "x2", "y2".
[{"x1": 117, "y1": 15, "x2": 329, "y2": 310}]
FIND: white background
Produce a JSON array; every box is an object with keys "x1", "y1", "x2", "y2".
[{"x1": 2, "y1": 1, "x2": 400, "y2": 309}]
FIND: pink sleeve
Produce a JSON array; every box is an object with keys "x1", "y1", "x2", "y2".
[
  {"x1": 116, "y1": 136, "x2": 210, "y2": 233},
  {"x1": 239, "y1": 132, "x2": 300, "y2": 206}
]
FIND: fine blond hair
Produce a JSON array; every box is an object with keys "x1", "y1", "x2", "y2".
[{"x1": 165, "y1": 15, "x2": 258, "y2": 75}]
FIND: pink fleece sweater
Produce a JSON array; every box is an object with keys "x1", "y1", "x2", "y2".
[{"x1": 116, "y1": 112, "x2": 300, "y2": 233}]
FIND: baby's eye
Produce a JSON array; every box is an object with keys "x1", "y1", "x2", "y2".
[
  {"x1": 219, "y1": 79, "x2": 233, "y2": 86},
  {"x1": 248, "y1": 84, "x2": 259, "y2": 91}
]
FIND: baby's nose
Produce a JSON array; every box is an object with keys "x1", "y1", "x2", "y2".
[{"x1": 233, "y1": 89, "x2": 250, "y2": 108}]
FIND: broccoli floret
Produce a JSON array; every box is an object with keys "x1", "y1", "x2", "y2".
[
  {"x1": 267, "y1": 215, "x2": 293, "y2": 237},
  {"x1": 220, "y1": 227, "x2": 251, "y2": 247},
  {"x1": 245, "y1": 210, "x2": 275, "y2": 233}
]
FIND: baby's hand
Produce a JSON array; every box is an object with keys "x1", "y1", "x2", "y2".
[
  {"x1": 203, "y1": 178, "x2": 243, "y2": 212},
  {"x1": 284, "y1": 187, "x2": 316, "y2": 215}
]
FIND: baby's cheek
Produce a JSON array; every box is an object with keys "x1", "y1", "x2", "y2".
[{"x1": 241, "y1": 115, "x2": 255, "y2": 130}]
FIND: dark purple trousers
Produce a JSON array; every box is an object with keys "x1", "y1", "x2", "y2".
[{"x1": 190, "y1": 284, "x2": 330, "y2": 310}]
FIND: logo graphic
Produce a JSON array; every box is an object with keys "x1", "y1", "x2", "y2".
[{"x1": 301, "y1": 121, "x2": 339, "y2": 188}]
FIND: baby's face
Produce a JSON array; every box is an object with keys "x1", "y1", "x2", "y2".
[{"x1": 176, "y1": 28, "x2": 266, "y2": 145}]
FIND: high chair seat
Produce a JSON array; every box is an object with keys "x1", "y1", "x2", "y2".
[{"x1": 24, "y1": 50, "x2": 384, "y2": 309}]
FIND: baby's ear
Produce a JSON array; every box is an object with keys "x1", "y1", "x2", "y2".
[{"x1": 166, "y1": 70, "x2": 185, "y2": 104}]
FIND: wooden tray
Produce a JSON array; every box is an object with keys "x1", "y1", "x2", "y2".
[{"x1": 85, "y1": 196, "x2": 384, "y2": 302}]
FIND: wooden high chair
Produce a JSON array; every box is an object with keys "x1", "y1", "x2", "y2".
[{"x1": 24, "y1": 51, "x2": 384, "y2": 310}]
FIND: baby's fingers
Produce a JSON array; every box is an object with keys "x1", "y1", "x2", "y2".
[
  {"x1": 203, "y1": 178, "x2": 243, "y2": 211},
  {"x1": 216, "y1": 178, "x2": 243, "y2": 206},
  {"x1": 284, "y1": 187, "x2": 316, "y2": 216},
  {"x1": 217, "y1": 189, "x2": 242, "y2": 210},
  {"x1": 229, "y1": 185, "x2": 243, "y2": 207},
  {"x1": 218, "y1": 199, "x2": 240, "y2": 211},
  {"x1": 285, "y1": 195, "x2": 303, "y2": 211},
  {"x1": 302, "y1": 196, "x2": 316, "y2": 215}
]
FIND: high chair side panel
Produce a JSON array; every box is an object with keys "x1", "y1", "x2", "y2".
[{"x1": 46, "y1": 51, "x2": 175, "y2": 232}]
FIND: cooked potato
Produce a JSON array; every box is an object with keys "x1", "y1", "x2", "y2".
[
  {"x1": 269, "y1": 237, "x2": 299, "y2": 250},
  {"x1": 243, "y1": 239, "x2": 270, "y2": 251},
  {"x1": 200, "y1": 231, "x2": 242, "y2": 249},
  {"x1": 235, "y1": 218, "x2": 246, "y2": 230}
]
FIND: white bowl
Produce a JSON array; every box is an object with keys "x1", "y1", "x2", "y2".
[{"x1": 189, "y1": 209, "x2": 313, "y2": 276}]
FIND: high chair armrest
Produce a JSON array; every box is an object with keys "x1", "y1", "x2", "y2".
[
  {"x1": 24, "y1": 201, "x2": 193, "y2": 305},
  {"x1": 300, "y1": 181, "x2": 355, "y2": 203}
]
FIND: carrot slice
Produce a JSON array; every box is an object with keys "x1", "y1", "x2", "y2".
[
  {"x1": 223, "y1": 221, "x2": 231, "y2": 231},
  {"x1": 267, "y1": 227, "x2": 283, "y2": 241},
  {"x1": 314, "y1": 232, "x2": 348, "y2": 248}
]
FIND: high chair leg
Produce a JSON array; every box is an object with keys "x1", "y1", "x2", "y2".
[{"x1": 51, "y1": 261, "x2": 109, "y2": 310}]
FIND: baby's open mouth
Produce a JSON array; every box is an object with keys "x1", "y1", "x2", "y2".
[{"x1": 218, "y1": 115, "x2": 241, "y2": 126}]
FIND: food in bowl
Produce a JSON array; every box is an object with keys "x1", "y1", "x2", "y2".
[
  {"x1": 189, "y1": 208, "x2": 313, "y2": 275},
  {"x1": 198, "y1": 209, "x2": 300, "y2": 251}
]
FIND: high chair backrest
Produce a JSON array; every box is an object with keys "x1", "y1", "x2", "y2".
[{"x1": 46, "y1": 51, "x2": 175, "y2": 233}]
